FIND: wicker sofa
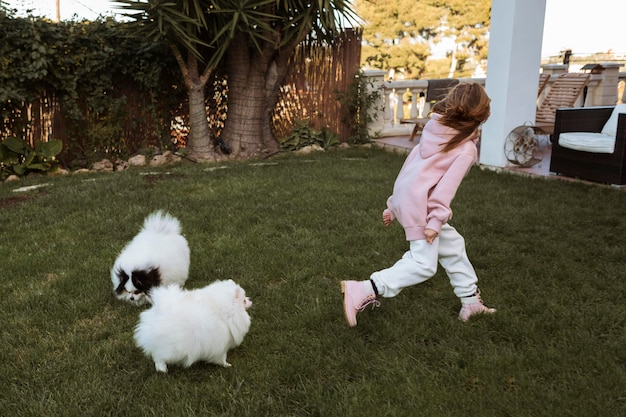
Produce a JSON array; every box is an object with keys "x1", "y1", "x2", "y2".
[{"x1": 549, "y1": 106, "x2": 626, "y2": 185}]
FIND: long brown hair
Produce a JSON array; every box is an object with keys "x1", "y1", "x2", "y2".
[{"x1": 431, "y1": 83, "x2": 491, "y2": 152}]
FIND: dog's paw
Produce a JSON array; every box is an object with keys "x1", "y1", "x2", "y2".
[{"x1": 155, "y1": 361, "x2": 168, "y2": 373}]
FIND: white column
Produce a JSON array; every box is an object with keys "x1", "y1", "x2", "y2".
[
  {"x1": 362, "y1": 70, "x2": 387, "y2": 137},
  {"x1": 480, "y1": 0, "x2": 547, "y2": 167}
]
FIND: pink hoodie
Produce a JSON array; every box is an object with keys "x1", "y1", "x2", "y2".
[{"x1": 385, "y1": 113, "x2": 479, "y2": 241}]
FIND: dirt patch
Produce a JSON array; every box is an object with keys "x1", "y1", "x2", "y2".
[
  {"x1": 0, "y1": 193, "x2": 41, "y2": 209},
  {"x1": 141, "y1": 172, "x2": 186, "y2": 186},
  {"x1": 1, "y1": 182, "x2": 51, "y2": 209}
]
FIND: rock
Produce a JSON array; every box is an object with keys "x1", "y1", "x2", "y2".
[
  {"x1": 92, "y1": 159, "x2": 114, "y2": 171},
  {"x1": 149, "y1": 154, "x2": 168, "y2": 167},
  {"x1": 5, "y1": 175, "x2": 20, "y2": 182},
  {"x1": 163, "y1": 150, "x2": 182, "y2": 163},
  {"x1": 295, "y1": 144, "x2": 324, "y2": 155},
  {"x1": 50, "y1": 168, "x2": 70, "y2": 176},
  {"x1": 128, "y1": 154, "x2": 147, "y2": 166},
  {"x1": 73, "y1": 168, "x2": 91, "y2": 174},
  {"x1": 114, "y1": 158, "x2": 129, "y2": 171},
  {"x1": 12, "y1": 183, "x2": 51, "y2": 192}
]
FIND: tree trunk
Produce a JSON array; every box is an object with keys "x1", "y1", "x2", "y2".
[
  {"x1": 171, "y1": 45, "x2": 217, "y2": 161},
  {"x1": 222, "y1": 33, "x2": 286, "y2": 158},
  {"x1": 187, "y1": 82, "x2": 215, "y2": 161}
]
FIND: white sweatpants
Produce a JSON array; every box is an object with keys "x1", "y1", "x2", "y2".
[{"x1": 370, "y1": 223, "x2": 478, "y2": 299}]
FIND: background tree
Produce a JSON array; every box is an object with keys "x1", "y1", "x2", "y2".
[
  {"x1": 356, "y1": 0, "x2": 490, "y2": 79},
  {"x1": 118, "y1": 0, "x2": 231, "y2": 161},
  {"x1": 439, "y1": 0, "x2": 491, "y2": 78},
  {"x1": 118, "y1": 0, "x2": 357, "y2": 161}
]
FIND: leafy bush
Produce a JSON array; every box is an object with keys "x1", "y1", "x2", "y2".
[
  {"x1": 0, "y1": 136, "x2": 62, "y2": 179},
  {"x1": 336, "y1": 69, "x2": 382, "y2": 144},
  {"x1": 0, "y1": 14, "x2": 183, "y2": 168},
  {"x1": 279, "y1": 119, "x2": 339, "y2": 151}
]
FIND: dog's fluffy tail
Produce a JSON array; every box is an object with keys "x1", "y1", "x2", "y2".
[{"x1": 141, "y1": 210, "x2": 182, "y2": 235}]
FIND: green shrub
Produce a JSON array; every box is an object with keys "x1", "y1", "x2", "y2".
[
  {"x1": 279, "y1": 119, "x2": 339, "y2": 151},
  {"x1": 336, "y1": 69, "x2": 382, "y2": 144},
  {"x1": 0, "y1": 14, "x2": 182, "y2": 169},
  {"x1": 0, "y1": 136, "x2": 62, "y2": 179}
]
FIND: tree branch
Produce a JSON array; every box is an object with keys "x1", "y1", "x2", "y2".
[{"x1": 170, "y1": 42, "x2": 190, "y2": 82}]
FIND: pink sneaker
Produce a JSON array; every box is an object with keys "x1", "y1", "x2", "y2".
[
  {"x1": 341, "y1": 280, "x2": 379, "y2": 327},
  {"x1": 459, "y1": 292, "x2": 496, "y2": 322}
]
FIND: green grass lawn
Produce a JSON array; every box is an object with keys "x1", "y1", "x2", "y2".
[{"x1": 1, "y1": 146, "x2": 625, "y2": 416}]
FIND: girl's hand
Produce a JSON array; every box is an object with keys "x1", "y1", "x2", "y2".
[
  {"x1": 424, "y1": 228, "x2": 439, "y2": 244},
  {"x1": 382, "y1": 210, "x2": 393, "y2": 227}
]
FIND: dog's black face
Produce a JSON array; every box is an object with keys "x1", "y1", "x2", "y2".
[{"x1": 114, "y1": 267, "x2": 161, "y2": 304}]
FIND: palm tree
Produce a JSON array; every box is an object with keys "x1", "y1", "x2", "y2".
[{"x1": 117, "y1": 0, "x2": 357, "y2": 160}]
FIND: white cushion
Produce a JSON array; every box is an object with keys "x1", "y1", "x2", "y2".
[
  {"x1": 601, "y1": 104, "x2": 626, "y2": 136},
  {"x1": 558, "y1": 132, "x2": 615, "y2": 154}
]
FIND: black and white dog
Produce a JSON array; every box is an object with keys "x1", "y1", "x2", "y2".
[{"x1": 111, "y1": 211, "x2": 190, "y2": 306}]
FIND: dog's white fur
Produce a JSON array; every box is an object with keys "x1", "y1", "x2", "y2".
[
  {"x1": 134, "y1": 280, "x2": 252, "y2": 372},
  {"x1": 111, "y1": 211, "x2": 190, "y2": 305}
]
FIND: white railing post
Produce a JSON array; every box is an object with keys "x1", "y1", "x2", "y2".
[
  {"x1": 384, "y1": 87, "x2": 394, "y2": 127},
  {"x1": 381, "y1": 79, "x2": 428, "y2": 136},
  {"x1": 394, "y1": 88, "x2": 404, "y2": 123},
  {"x1": 409, "y1": 88, "x2": 419, "y2": 119}
]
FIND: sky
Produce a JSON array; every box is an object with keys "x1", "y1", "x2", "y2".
[
  {"x1": 541, "y1": 0, "x2": 626, "y2": 57},
  {"x1": 4, "y1": 0, "x2": 123, "y2": 21},
  {"x1": 4, "y1": 0, "x2": 626, "y2": 58}
]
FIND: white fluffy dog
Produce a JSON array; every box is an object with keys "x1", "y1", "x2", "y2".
[
  {"x1": 111, "y1": 211, "x2": 190, "y2": 306},
  {"x1": 134, "y1": 280, "x2": 252, "y2": 372}
]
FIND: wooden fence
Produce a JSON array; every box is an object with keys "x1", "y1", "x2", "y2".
[
  {"x1": 273, "y1": 28, "x2": 363, "y2": 141},
  {"x1": 1, "y1": 28, "x2": 363, "y2": 166}
]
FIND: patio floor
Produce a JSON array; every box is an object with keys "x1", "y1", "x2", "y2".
[{"x1": 372, "y1": 135, "x2": 604, "y2": 185}]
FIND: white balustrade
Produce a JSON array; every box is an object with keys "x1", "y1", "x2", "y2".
[
  {"x1": 364, "y1": 66, "x2": 620, "y2": 138},
  {"x1": 363, "y1": 74, "x2": 483, "y2": 137}
]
